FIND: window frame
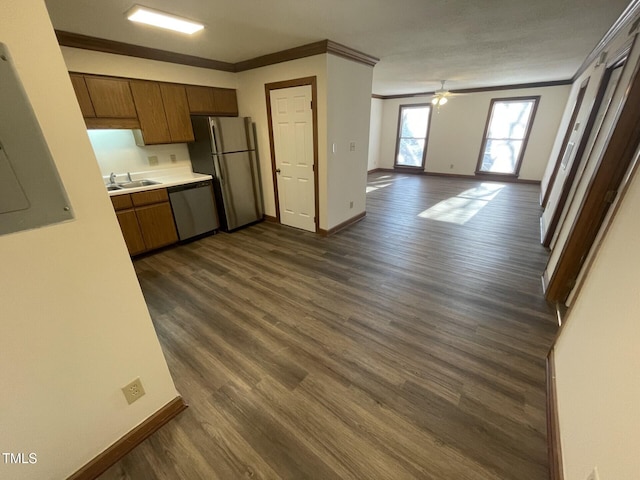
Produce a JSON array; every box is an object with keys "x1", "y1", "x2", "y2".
[
  {"x1": 394, "y1": 103, "x2": 433, "y2": 169},
  {"x1": 475, "y1": 96, "x2": 540, "y2": 177}
]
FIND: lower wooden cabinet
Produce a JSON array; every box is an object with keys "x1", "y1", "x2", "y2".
[
  {"x1": 111, "y1": 188, "x2": 178, "y2": 256},
  {"x1": 115, "y1": 209, "x2": 146, "y2": 256},
  {"x1": 135, "y1": 202, "x2": 178, "y2": 250}
]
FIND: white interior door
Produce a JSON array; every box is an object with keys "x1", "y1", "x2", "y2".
[{"x1": 270, "y1": 85, "x2": 315, "y2": 232}]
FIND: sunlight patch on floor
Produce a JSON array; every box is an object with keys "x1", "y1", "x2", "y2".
[
  {"x1": 367, "y1": 183, "x2": 393, "y2": 193},
  {"x1": 418, "y1": 183, "x2": 505, "y2": 224},
  {"x1": 366, "y1": 175, "x2": 395, "y2": 193}
]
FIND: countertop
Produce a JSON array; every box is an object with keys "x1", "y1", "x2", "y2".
[{"x1": 105, "y1": 167, "x2": 213, "y2": 196}]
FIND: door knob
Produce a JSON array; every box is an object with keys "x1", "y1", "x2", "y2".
[{"x1": 275, "y1": 169, "x2": 281, "y2": 174}]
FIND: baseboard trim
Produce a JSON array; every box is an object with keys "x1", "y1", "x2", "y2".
[
  {"x1": 369, "y1": 168, "x2": 541, "y2": 184},
  {"x1": 67, "y1": 396, "x2": 188, "y2": 480},
  {"x1": 263, "y1": 214, "x2": 278, "y2": 223},
  {"x1": 319, "y1": 211, "x2": 366, "y2": 236},
  {"x1": 546, "y1": 350, "x2": 564, "y2": 480}
]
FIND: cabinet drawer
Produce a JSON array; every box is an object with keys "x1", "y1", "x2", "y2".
[
  {"x1": 131, "y1": 188, "x2": 169, "y2": 207},
  {"x1": 111, "y1": 194, "x2": 133, "y2": 211}
]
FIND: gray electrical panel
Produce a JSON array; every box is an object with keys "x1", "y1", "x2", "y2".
[{"x1": 0, "y1": 43, "x2": 73, "y2": 235}]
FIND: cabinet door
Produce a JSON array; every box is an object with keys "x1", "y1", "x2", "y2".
[
  {"x1": 185, "y1": 85, "x2": 217, "y2": 114},
  {"x1": 160, "y1": 83, "x2": 195, "y2": 142},
  {"x1": 130, "y1": 80, "x2": 171, "y2": 145},
  {"x1": 84, "y1": 76, "x2": 137, "y2": 118},
  {"x1": 69, "y1": 74, "x2": 95, "y2": 117},
  {"x1": 136, "y1": 202, "x2": 178, "y2": 250},
  {"x1": 116, "y1": 209, "x2": 146, "y2": 256},
  {"x1": 213, "y1": 88, "x2": 238, "y2": 116}
]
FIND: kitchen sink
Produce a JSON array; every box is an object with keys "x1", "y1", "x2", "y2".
[
  {"x1": 119, "y1": 179, "x2": 161, "y2": 188},
  {"x1": 106, "y1": 185, "x2": 123, "y2": 191}
]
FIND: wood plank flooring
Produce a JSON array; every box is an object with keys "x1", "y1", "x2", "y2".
[{"x1": 100, "y1": 173, "x2": 557, "y2": 480}]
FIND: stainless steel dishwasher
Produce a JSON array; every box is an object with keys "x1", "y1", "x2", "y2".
[{"x1": 168, "y1": 180, "x2": 220, "y2": 241}]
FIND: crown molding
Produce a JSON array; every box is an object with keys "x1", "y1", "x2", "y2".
[
  {"x1": 55, "y1": 31, "x2": 378, "y2": 73},
  {"x1": 373, "y1": 79, "x2": 572, "y2": 100},
  {"x1": 55, "y1": 30, "x2": 236, "y2": 72},
  {"x1": 234, "y1": 40, "x2": 328, "y2": 72}
]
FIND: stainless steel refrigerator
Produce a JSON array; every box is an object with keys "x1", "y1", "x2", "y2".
[{"x1": 188, "y1": 116, "x2": 264, "y2": 231}]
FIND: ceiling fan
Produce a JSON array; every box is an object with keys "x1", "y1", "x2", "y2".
[{"x1": 430, "y1": 80, "x2": 457, "y2": 108}]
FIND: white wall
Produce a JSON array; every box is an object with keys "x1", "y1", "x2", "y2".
[
  {"x1": 554, "y1": 162, "x2": 640, "y2": 480},
  {"x1": 87, "y1": 130, "x2": 191, "y2": 176},
  {"x1": 377, "y1": 85, "x2": 570, "y2": 180},
  {"x1": 368, "y1": 97, "x2": 384, "y2": 171},
  {"x1": 326, "y1": 55, "x2": 373, "y2": 228},
  {"x1": 236, "y1": 55, "x2": 329, "y2": 227},
  {"x1": 0, "y1": 2, "x2": 179, "y2": 479}
]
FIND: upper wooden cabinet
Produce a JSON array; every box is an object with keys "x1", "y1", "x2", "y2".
[
  {"x1": 84, "y1": 75, "x2": 137, "y2": 118},
  {"x1": 130, "y1": 80, "x2": 172, "y2": 145},
  {"x1": 69, "y1": 73, "x2": 238, "y2": 140},
  {"x1": 185, "y1": 85, "x2": 216, "y2": 114},
  {"x1": 186, "y1": 85, "x2": 238, "y2": 116},
  {"x1": 213, "y1": 88, "x2": 239, "y2": 116},
  {"x1": 130, "y1": 81, "x2": 195, "y2": 145},
  {"x1": 69, "y1": 73, "x2": 95, "y2": 117},
  {"x1": 159, "y1": 83, "x2": 195, "y2": 143}
]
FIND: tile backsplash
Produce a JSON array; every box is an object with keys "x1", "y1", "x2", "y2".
[{"x1": 87, "y1": 129, "x2": 192, "y2": 176}]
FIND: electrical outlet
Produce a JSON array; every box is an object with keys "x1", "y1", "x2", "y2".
[
  {"x1": 349, "y1": 142, "x2": 356, "y2": 152},
  {"x1": 349, "y1": 201, "x2": 354, "y2": 209},
  {"x1": 148, "y1": 155, "x2": 158, "y2": 166},
  {"x1": 122, "y1": 377, "x2": 145, "y2": 405},
  {"x1": 170, "y1": 154, "x2": 177, "y2": 163},
  {"x1": 450, "y1": 164, "x2": 454, "y2": 169},
  {"x1": 587, "y1": 467, "x2": 600, "y2": 480}
]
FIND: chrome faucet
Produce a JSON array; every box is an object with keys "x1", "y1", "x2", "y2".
[
  {"x1": 127, "y1": 172, "x2": 132, "y2": 182},
  {"x1": 109, "y1": 172, "x2": 117, "y2": 185}
]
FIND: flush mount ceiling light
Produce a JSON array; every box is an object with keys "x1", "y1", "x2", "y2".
[{"x1": 126, "y1": 5, "x2": 204, "y2": 34}]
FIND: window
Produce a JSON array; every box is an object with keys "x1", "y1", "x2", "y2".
[
  {"x1": 395, "y1": 104, "x2": 432, "y2": 168},
  {"x1": 477, "y1": 96, "x2": 540, "y2": 175}
]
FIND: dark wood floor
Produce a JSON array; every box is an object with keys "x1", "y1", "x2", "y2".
[{"x1": 100, "y1": 173, "x2": 557, "y2": 480}]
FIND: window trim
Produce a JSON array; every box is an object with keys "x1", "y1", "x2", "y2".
[
  {"x1": 475, "y1": 95, "x2": 541, "y2": 177},
  {"x1": 394, "y1": 103, "x2": 433, "y2": 169}
]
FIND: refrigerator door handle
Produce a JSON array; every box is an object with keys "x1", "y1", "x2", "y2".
[
  {"x1": 210, "y1": 118, "x2": 222, "y2": 155},
  {"x1": 213, "y1": 155, "x2": 224, "y2": 185}
]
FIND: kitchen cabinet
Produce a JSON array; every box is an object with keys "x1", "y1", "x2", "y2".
[
  {"x1": 186, "y1": 85, "x2": 238, "y2": 116},
  {"x1": 135, "y1": 202, "x2": 178, "y2": 251},
  {"x1": 115, "y1": 210, "x2": 146, "y2": 256},
  {"x1": 84, "y1": 75, "x2": 138, "y2": 118},
  {"x1": 69, "y1": 73, "x2": 95, "y2": 117},
  {"x1": 129, "y1": 80, "x2": 172, "y2": 145},
  {"x1": 129, "y1": 80, "x2": 195, "y2": 145},
  {"x1": 69, "y1": 72, "x2": 238, "y2": 134},
  {"x1": 185, "y1": 85, "x2": 216, "y2": 114},
  {"x1": 160, "y1": 83, "x2": 195, "y2": 142},
  {"x1": 213, "y1": 88, "x2": 239, "y2": 116},
  {"x1": 71, "y1": 73, "x2": 140, "y2": 129},
  {"x1": 111, "y1": 188, "x2": 178, "y2": 255}
]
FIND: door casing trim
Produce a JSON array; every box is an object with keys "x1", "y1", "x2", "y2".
[{"x1": 265, "y1": 76, "x2": 319, "y2": 232}]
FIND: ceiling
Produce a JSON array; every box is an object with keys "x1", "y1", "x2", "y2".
[{"x1": 44, "y1": 0, "x2": 631, "y2": 95}]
